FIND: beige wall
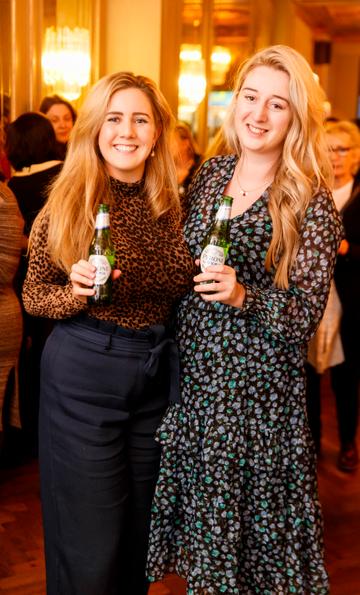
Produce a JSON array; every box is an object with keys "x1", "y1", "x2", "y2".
[
  {"x1": 328, "y1": 42, "x2": 359, "y2": 119},
  {"x1": 102, "y1": 0, "x2": 162, "y2": 83}
]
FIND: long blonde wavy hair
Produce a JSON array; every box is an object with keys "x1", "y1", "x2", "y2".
[
  {"x1": 222, "y1": 45, "x2": 333, "y2": 288},
  {"x1": 33, "y1": 72, "x2": 179, "y2": 273}
]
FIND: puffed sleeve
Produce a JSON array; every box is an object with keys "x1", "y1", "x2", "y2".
[
  {"x1": 22, "y1": 215, "x2": 88, "y2": 319},
  {"x1": 240, "y1": 189, "x2": 343, "y2": 345}
]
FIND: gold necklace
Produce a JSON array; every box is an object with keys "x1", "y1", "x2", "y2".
[{"x1": 236, "y1": 176, "x2": 273, "y2": 197}]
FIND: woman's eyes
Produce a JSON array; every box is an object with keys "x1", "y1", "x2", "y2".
[
  {"x1": 106, "y1": 116, "x2": 149, "y2": 124},
  {"x1": 242, "y1": 95, "x2": 285, "y2": 111},
  {"x1": 269, "y1": 102, "x2": 284, "y2": 111}
]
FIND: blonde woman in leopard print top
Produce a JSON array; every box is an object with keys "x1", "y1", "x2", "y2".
[{"x1": 23, "y1": 72, "x2": 194, "y2": 595}]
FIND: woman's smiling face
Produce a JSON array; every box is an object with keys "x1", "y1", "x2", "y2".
[
  {"x1": 234, "y1": 65, "x2": 292, "y2": 159},
  {"x1": 98, "y1": 87, "x2": 159, "y2": 183}
]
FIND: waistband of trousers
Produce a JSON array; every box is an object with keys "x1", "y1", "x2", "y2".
[
  {"x1": 69, "y1": 313, "x2": 159, "y2": 341},
  {"x1": 61, "y1": 314, "x2": 181, "y2": 404}
]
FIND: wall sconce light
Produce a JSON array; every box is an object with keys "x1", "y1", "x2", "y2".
[{"x1": 42, "y1": 26, "x2": 91, "y2": 101}]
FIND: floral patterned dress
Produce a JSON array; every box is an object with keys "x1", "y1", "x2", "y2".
[{"x1": 147, "y1": 155, "x2": 343, "y2": 594}]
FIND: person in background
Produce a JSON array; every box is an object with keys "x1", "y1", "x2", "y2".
[
  {"x1": 147, "y1": 45, "x2": 342, "y2": 594},
  {"x1": 6, "y1": 112, "x2": 62, "y2": 236},
  {"x1": 39, "y1": 94, "x2": 76, "y2": 160},
  {"x1": 307, "y1": 119, "x2": 360, "y2": 471},
  {"x1": 23, "y1": 72, "x2": 194, "y2": 595},
  {"x1": 0, "y1": 183, "x2": 24, "y2": 455},
  {"x1": 6, "y1": 111, "x2": 62, "y2": 453},
  {"x1": 171, "y1": 121, "x2": 202, "y2": 216}
]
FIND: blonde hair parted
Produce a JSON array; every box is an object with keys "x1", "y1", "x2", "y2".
[
  {"x1": 222, "y1": 45, "x2": 332, "y2": 288},
  {"x1": 33, "y1": 72, "x2": 179, "y2": 273}
]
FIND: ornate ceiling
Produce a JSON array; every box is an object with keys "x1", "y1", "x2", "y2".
[{"x1": 182, "y1": 1, "x2": 360, "y2": 43}]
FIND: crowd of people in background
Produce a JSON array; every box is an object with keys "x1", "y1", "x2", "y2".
[{"x1": 0, "y1": 43, "x2": 359, "y2": 595}]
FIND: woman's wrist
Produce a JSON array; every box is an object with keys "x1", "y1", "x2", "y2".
[{"x1": 232, "y1": 283, "x2": 246, "y2": 309}]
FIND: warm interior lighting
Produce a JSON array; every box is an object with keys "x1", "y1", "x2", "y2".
[
  {"x1": 42, "y1": 26, "x2": 91, "y2": 101},
  {"x1": 178, "y1": 44, "x2": 207, "y2": 112},
  {"x1": 178, "y1": 44, "x2": 233, "y2": 112},
  {"x1": 211, "y1": 45, "x2": 232, "y2": 85}
]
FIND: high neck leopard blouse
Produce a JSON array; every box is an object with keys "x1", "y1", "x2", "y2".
[{"x1": 22, "y1": 178, "x2": 195, "y2": 329}]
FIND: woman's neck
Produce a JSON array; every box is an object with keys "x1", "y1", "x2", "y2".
[
  {"x1": 236, "y1": 152, "x2": 279, "y2": 185},
  {"x1": 333, "y1": 173, "x2": 353, "y2": 190}
]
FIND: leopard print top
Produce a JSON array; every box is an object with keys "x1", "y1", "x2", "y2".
[{"x1": 22, "y1": 178, "x2": 195, "y2": 329}]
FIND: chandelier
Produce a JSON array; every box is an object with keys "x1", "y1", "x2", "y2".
[{"x1": 42, "y1": 26, "x2": 91, "y2": 101}]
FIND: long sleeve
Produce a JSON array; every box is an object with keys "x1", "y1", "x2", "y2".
[
  {"x1": 22, "y1": 215, "x2": 87, "y2": 319},
  {"x1": 239, "y1": 190, "x2": 343, "y2": 345}
]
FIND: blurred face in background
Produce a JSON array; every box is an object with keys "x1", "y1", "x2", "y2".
[
  {"x1": 326, "y1": 130, "x2": 359, "y2": 188},
  {"x1": 172, "y1": 127, "x2": 194, "y2": 166},
  {"x1": 45, "y1": 103, "x2": 74, "y2": 144}
]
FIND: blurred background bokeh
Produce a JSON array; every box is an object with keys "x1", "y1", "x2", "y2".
[{"x1": 0, "y1": 0, "x2": 359, "y2": 154}]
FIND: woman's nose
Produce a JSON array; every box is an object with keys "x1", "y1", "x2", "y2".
[
  {"x1": 252, "y1": 102, "x2": 268, "y2": 121},
  {"x1": 119, "y1": 119, "x2": 135, "y2": 137}
]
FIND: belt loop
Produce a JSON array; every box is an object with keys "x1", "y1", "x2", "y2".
[{"x1": 105, "y1": 333, "x2": 113, "y2": 351}]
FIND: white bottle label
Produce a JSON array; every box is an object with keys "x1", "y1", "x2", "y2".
[
  {"x1": 95, "y1": 212, "x2": 110, "y2": 229},
  {"x1": 200, "y1": 244, "x2": 225, "y2": 272},
  {"x1": 216, "y1": 204, "x2": 231, "y2": 220},
  {"x1": 89, "y1": 254, "x2": 111, "y2": 285}
]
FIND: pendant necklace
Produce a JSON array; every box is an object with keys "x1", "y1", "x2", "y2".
[{"x1": 236, "y1": 172, "x2": 274, "y2": 197}]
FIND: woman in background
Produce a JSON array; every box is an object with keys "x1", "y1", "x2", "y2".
[
  {"x1": 171, "y1": 121, "x2": 202, "y2": 214},
  {"x1": 6, "y1": 112, "x2": 62, "y2": 236},
  {"x1": 39, "y1": 94, "x2": 76, "y2": 160},
  {"x1": 307, "y1": 119, "x2": 360, "y2": 471},
  {"x1": 6, "y1": 111, "x2": 62, "y2": 453}
]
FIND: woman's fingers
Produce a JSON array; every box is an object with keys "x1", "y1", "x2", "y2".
[
  {"x1": 70, "y1": 261, "x2": 121, "y2": 302},
  {"x1": 70, "y1": 259, "x2": 96, "y2": 301},
  {"x1": 193, "y1": 264, "x2": 245, "y2": 307},
  {"x1": 112, "y1": 269, "x2": 121, "y2": 280}
]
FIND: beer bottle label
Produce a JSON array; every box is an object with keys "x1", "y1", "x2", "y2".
[
  {"x1": 200, "y1": 244, "x2": 225, "y2": 272},
  {"x1": 216, "y1": 203, "x2": 232, "y2": 221},
  {"x1": 95, "y1": 212, "x2": 110, "y2": 229},
  {"x1": 89, "y1": 255, "x2": 111, "y2": 285}
]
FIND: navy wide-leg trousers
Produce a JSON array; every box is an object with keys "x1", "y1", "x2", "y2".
[{"x1": 39, "y1": 318, "x2": 171, "y2": 595}]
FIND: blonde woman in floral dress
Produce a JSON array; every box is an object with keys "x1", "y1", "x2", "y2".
[{"x1": 148, "y1": 46, "x2": 343, "y2": 595}]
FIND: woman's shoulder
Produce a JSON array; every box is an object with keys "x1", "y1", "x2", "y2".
[
  {"x1": 306, "y1": 186, "x2": 343, "y2": 237},
  {"x1": 190, "y1": 154, "x2": 236, "y2": 193},
  {"x1": 197, "y1": 153, "x2": 236, "y2": 175},
  {"x1": 310, "y1": 186, "x2": 337, "y2": 212}
]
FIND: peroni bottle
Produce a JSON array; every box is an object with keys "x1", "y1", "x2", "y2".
[
  {"x1": 88, "y1": 204, "x2": 115, "y2": 306},
  {"x1": 200, "y1": 194, "x2": 233, "y2": 274}
]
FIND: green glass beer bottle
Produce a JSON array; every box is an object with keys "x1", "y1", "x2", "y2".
[
  {"x1": 200, "y1": 194, "x2": 233, "y2": 275},
  {"x1": 88, "y1": 204, "x2": 116, "y2": 306}
]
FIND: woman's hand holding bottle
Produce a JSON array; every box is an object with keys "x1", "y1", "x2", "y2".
[
  {"x1": 70, "y1": 260, "x2": 121, "y2": 304},
  {"x1": 194, "y1": 260, "x2": 245, "y2": 308}
]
